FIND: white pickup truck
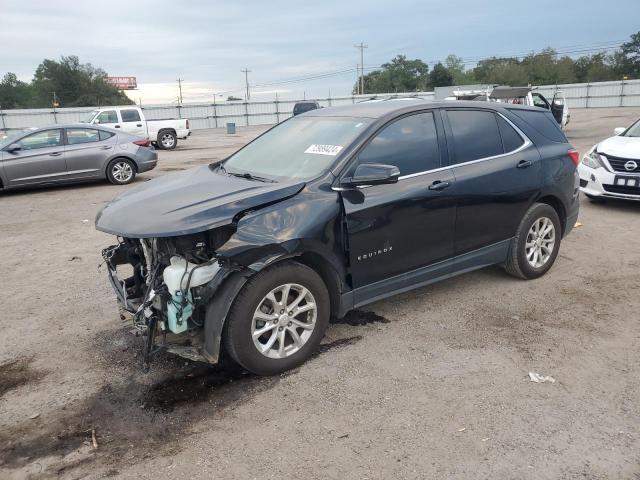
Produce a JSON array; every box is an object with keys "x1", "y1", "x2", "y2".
[{"x1": 82, "y1": 106, "x2": 190, "y2": 150}]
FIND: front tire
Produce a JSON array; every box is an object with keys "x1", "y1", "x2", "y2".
[
  {"x1": 106, "y1": 158, "x2": 136, "y2": 185},
  {"x1": 504, "y1": 203, "x2": 561, "y2": 280},
  {"x1": 223, "y1": 261, "x2": 330, "y2": 375}
]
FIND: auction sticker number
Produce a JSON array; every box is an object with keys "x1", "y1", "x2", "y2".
[{"x1": 304, "y1": 144, "x2": 343, "y2": 156}]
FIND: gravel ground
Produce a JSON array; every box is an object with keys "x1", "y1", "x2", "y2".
[{"x1": 1, "y1": 108, "x2": 639, "y2": 479}]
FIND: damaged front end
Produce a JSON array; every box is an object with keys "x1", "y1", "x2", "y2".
[{"x1": 102, "y1": 228, "x2": 240, "y2": 370}]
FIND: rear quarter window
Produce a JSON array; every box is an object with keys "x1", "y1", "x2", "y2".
[{"x1": 507, "y1": 109, "x2": 567, "y2": 143}]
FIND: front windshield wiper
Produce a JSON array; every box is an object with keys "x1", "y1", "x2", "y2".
[{"x1": 219, "y1": 165, "x2": 276, "y2": 183}]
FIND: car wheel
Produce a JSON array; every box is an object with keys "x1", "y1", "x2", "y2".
[
  {"x1": 223, "y1": 261, "x2": 330, "y2": 375},
  {"x1": 504, "y1": 202, "x2": 561, "y2": 280},
  {"x1": 157, "y1": 130, "x2": 177, "y2": 150},
  {"x1": 107, "y1": 158, "x2": 136, "y2": 185}
]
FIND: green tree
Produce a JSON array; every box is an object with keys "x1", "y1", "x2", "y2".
[
  {"x1": 30, "y1": 55, "x2": 133, "y2": 107},
  {"x1": 355, "y1": 55, "x2": 429, "y2": 94},
  {"x1": 429, "y1": 62, "x2": 454, "y2": 87},
  {"x1": 444, "y1": 54, "x2": 475, "y2": 84},
  {"x1": 0, "y1": 73, "x2": 33, "y2": 109},
  {"x1": 619, "y1": 32, "x2": 640, "y2": 78}
]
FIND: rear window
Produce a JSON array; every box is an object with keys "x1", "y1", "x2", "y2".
[
  {"x1": 508, "y1": 109, "x2": 566, "y2": 143},
  {"x1": 121, "y1": 109, "x2": 141, "y2": 122},
  {"x1": 447, "y1": 110, "x2": 503, "y2": 164},
  {"x1": 99, "y1": 130, "x2": 115, "y2": 141},
  {"x1": 496, "y1": 115, "x2": 525, "y2": 152}
]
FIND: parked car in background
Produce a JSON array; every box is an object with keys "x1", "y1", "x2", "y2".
[
  {"x1": 293, "y1": 101, "x2": 320, "y2": 116},
  {"x1": 579, "y1": 118, "x2": 640, "y2": 201},
  {"x1": 96, "y1": 100, "x2": 579, "y2": 375},
  {"x1": 0, "y1": 125, "x2": 157, "y2": 190},
  {"x1": 83, "y1": 106, "x2": 190, "y2": 150},
  {"x1": 447, "y1": 86, "x2": 570, "y2": 130}
]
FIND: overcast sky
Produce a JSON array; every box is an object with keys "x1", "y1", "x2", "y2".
[{"x1": 2, "y1": 0, "x2": 637, "y2": 103}]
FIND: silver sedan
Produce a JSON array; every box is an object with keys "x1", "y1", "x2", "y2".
[{"x1": 0, "y1": 125, "x2": 157, "y2": 190}]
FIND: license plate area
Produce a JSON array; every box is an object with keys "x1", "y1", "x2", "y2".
[{"x1": 614, "y1": 175, "x2": 640, "y2": 188}]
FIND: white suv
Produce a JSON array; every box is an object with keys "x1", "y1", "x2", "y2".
[{"x1": 579, "y1": 118, "x2": 640, "y2": 202}]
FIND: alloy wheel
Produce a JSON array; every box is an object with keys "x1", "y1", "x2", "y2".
[
  {"x1": 251, "y1": 283, "x2": 317, "y2": 359},
  {"x1": 525, "y1": 217, "x2": 556, "y2": 268},
  {"x1": 112, "y1": 161, "x2": 133, "y2": 183}
]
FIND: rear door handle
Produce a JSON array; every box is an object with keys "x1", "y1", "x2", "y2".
[
  {"x1": 136, "y1": 124, "x2": 142, "y2": 127},
  {"x1": 517, "y1": 160, "x2": 533, "y2": 169},
  {"x1": 49, "y1": 152, "x2": 62, "y2": 157},
  {"x1": 100, "y1": 145, "x2": 112, "y2": 150},
  {"x1": 114, "y1": 125, "x2": 121, "y2": 128},
  {"x1": 428, "y1": 180, "x2": 451, "y2": 191}
]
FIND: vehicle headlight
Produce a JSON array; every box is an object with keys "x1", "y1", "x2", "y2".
[{"x1": 582, "y1": 150, "x2": 604, "y2": 169}]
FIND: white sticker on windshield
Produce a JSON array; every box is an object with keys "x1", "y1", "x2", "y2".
[{"x1": 304, "y1": 144, "x2": 343, "y2": 156}]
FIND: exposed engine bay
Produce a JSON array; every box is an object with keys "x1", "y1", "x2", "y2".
[{"x1": 102, "y1": 227, "x2": 239, "y2": 370}]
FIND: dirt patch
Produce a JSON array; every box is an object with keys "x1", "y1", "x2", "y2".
[
  {"x1": 0, "y1": 332, "x2": 363, "y2": 476},
  {"x1": 0, "y1": 357, "x2": 46, "y2": 398}
]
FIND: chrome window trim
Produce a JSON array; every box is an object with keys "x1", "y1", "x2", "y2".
[{"x1": 331, "y1": 110, "x2": 532, "y2": 191}]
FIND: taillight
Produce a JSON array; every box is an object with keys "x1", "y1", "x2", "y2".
[
  {"x1": 186, "y1": 119, "x2": 190, "y2": 129},
  {"x1": 133, "y1": 139, "x2": 151, "y2": 147},
  {"x1": 568, "y1": 149, "x2": 579, "y2": 167}
]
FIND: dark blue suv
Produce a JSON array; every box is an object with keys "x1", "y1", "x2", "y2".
[{"x1": 97, "y1": 100, "x2": 580, "y2": 375}]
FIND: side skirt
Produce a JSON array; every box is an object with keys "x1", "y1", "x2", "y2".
[{"x1": 339, "y1": 239, "x2": 511, "y2": 314}]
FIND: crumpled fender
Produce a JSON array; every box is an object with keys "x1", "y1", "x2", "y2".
[
  {"x1": 216, "y1": 191, "x2": 346, "y2": 275},
  {"x1": 202, "y1": 191, "x2": 348, "y2": 362}
]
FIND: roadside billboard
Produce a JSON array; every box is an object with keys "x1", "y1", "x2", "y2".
[{"x1": 107, "y1": 76, "x2": 137, "y2": 90}]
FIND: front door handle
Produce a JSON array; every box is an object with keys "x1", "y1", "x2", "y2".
[
  {"x1": 517, "y1": 160, "x2": 533, "y2": 169},
  {"x1": 49, "y1": 152, "x2": 62, "y2": 157},
  {"x1": 428, "y1": 180, "x2": 451, "y2": 191},
  {"x1": 114, "y1": 125, "x2": 121, "y2": 128}
]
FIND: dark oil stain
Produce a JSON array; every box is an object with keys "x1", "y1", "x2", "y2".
[
  {"x1": 336, "y1": 309, "x2": 390, "y2": 326},
  {"x1": 0, "y1": 329, "x2": 360, "y2": 474},
  {"x1": 315, "y1": 336, "x2": 363, "y2": 355},
  {"x1": 0, "y1": 357, "x2": 46, "y2": 398}
]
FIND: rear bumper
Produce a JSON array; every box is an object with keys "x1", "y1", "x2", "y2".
[
  {"x1": 578, "y1": 164, "x2": 640, "y2": 201},
  {"x1": 135, "y1": 148, "x2": 158, "y2": 173}
]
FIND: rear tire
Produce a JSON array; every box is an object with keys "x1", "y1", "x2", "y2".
[
  {"x1": 106, "y1": 158, "x2": 136, "y2": 185},
  {"x1": 223, "y1": 261, "x2": 330, "y2": 376},
  {"x1": 157, "y1": 130, "x2": 177, "y2": 150},
  {"x1": 504, "y1": 203, "x2": 561, "y2": 280}
]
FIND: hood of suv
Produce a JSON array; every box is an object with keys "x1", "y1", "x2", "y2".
[
  {"x1": 597, "y1": 135, "x2": 640, "y2": 160},
  {"x1": 95, "y1": 165, "x2": 305, "y2": 238}
]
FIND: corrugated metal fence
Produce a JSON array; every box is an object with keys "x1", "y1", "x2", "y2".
[{"x1": 2, "y1": 79, "x2": 639, "y2": 131}]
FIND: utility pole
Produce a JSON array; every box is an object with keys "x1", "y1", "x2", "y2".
[
  {"x1": 354, "y1": 42, "x2": 368, "y2": 95},
  {"x1": 177, "y1": 78, "x2": 183, "y2": 104},
  {"x1": 241, "y1": 68, "x2": 251, "y2": 100}
]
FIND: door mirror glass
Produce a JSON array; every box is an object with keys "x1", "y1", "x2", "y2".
[
  {"x1": 614, "y1": 127, "x2": 625, "y2": 135},
  {"x1": 7, "y1": 143, "x2": 21, "y2": 153},
  {"x1": 344, "y1": 163, "x2": 400, "y2": 187}
]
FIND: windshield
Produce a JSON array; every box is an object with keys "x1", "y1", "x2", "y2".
[
  {"x1": 81, "y1": 110, "x2": 100, "y2": 123},
  {"x1": 0, "y1": 129, "x2": 30, "y2": 149},
  {"x1": 222, "y1": 116, "x2": 372, "y2": 181},
  {"x1": 622, "y1": 119, "x2": 640, "y2": 137}
]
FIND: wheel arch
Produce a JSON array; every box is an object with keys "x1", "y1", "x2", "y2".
[{"x1": 535, "y1": 194, "x2": 567, "y2": 236}]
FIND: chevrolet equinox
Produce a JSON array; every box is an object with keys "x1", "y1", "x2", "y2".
[{"x1": 96, "y1": 100, "x2": 580, "y2": 375}]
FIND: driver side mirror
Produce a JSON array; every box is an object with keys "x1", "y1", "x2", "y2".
[
  {"x1": 342, "y1": 163, "x2": 400, "y2": 187},
  {"x1": 614, "y1": 127, "x2": 625, "y2": 135},
  {"x1": 6, "y1": 143, "x2": 21, "y2": 153}
]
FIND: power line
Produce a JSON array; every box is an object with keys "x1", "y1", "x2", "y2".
[
  {"x1": 241, "y1": 68, "x2": 251, "y2": 100},
  {"x1": 354, "y1": 42, "x2": 368, "y2": 94},
  {"x1": 177, "y1": 78, "x2": 183, "y2": 104}
]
